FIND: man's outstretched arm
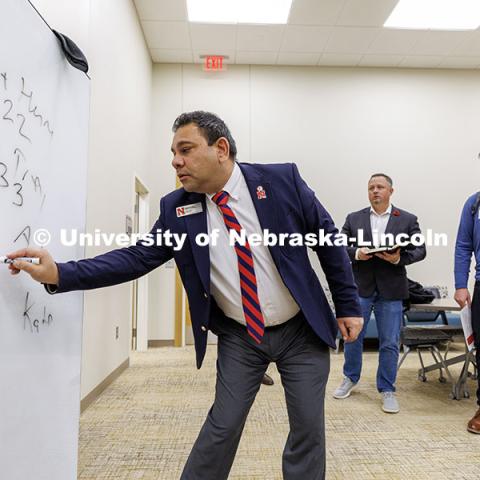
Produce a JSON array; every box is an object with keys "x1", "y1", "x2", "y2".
[{"x1": 7, "y1": 203, "x2": 174, "y2": 293}]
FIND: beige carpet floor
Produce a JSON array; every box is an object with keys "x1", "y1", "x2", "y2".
[{"x1": 79, "y1": 344, "x2": 480, "y2": 479}]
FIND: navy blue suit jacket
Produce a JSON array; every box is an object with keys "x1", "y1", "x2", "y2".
[
  {"x1": 53, "y1": 162, "x2": 361, "y2": 368},
  {"x1": 341, "y1": 206, "x2": 426, "y2": 300}
]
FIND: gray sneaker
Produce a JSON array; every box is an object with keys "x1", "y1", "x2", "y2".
[
  {"x1": 333, "y1": 377, "x2": 357, "y2": 399},
  {"x1": 382, "y1": 391, "x2": 400, "y2": 413}
]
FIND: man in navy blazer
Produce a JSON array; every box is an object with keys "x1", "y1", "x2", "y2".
[
  {"x1": 333, "y1": 174, "x2": 426, "y2": 414},
  {"x1": 9, "y1": 111, "x2": 363, "y2": 480}
]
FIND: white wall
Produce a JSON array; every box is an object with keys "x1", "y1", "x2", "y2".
[
  {"x1": 31, "y1": 0, "x2": 153, "y2": 399},
  {"x1": 152, "y1": 64, "x2": 480, "y2": 300},
  {"x1": 147, "y1": 65, "x2": 181, "y2": 341},
  {"x1": 81, "y1": 0, "x2": 153, "y2": 398}
]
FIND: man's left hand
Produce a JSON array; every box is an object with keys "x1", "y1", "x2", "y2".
[
  {"x1": 337, "y1": 317, "x2": 364, "y2": 343},
  {"x1": 375, "y1": 250, "x2": 400, "y2": 264}
]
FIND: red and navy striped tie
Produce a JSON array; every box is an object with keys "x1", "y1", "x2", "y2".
[{"x1": 212, "y1": 190, "x2": 265, "y2": 343}]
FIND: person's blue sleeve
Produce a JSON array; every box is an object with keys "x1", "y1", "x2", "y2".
[{"x1": 454, "y1": 196, "x2": 475, "y2": 289}]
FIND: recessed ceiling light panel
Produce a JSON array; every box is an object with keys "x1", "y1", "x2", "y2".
[
  {"x1": 187, "y1": 0, "x2": 293, "y2": 24},
  {"x1": 384, "y1": 0, "x2": 480, "y2": 30}
]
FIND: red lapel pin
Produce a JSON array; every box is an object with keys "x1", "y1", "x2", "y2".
[{"x1": 256, "y1": 186, "x2": 266, "y2": 200}]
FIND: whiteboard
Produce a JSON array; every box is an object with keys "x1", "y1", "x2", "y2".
[{"x1": 0, "y1": 1, "x2": 89, "y2": 479}]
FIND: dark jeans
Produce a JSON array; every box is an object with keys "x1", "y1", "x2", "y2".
[
  {"x1": 180, "y1": 312, "x2": 330, "y2": 480},
  {"x1": 472, "y1": 281, "x2": 480, "y2": 406}
]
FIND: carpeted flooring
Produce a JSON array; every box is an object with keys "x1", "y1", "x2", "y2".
[{"x1": 78, "y1": 344, "x2": 480, "y2": 479}]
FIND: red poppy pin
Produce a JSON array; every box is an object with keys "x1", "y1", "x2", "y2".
[{"x1": 392, "y1": 209, "x2": 400, "y2": 217}]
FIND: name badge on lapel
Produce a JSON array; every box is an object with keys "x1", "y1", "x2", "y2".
[{"x1": 176, "y1": 202, "x2": 203, "y2": 217}]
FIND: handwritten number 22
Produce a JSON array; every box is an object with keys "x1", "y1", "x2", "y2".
[{"x1": 1, "y1": 102, "x2": 32, "y2": 143}]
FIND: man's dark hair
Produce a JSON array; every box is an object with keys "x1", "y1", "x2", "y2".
[
  {"x1": 172, "y1": 111, "x2": 237, "y2": 160},
  {"x1": 370, "y1": 173, "x2": 393, "y2": 186}
]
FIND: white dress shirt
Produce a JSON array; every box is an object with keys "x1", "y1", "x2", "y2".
[
  {"x1": 370, "y1": 204, "x2": 392, "y2": 247},
  {"x1": 355, "y1": 204, "x2": 393, "y2": 261},
  {"x1": 206, "y1": 163, "x2": 299, "y2": 327}
]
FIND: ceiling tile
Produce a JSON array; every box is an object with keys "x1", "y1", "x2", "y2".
[
  {"x1": 438, "y1": 56, "x2": 480, "y2": 68},
  {"x1": 141, "y1": 21, "x2": 191, "y2": 49},
  {"x1": 189, "y1": 23, "x2": 236, "y2": 51},
  {"x1": 324, "y1": 27, "x2": 380, "y2": 54},
  {"x1": 399, "y1": 56, "x2": 443, "y2": 68},
  {"x1": 280, "y1": 25, "x2": 331, "y2": 53},
  {"x1": 368, "y1": 29, "x2": 424, "y2": 55},
  {"x1": 358, "y1": 54, "x2": 404, "y2": 67},
  {"x1": 150, "y1": 49, "x2": 193, "y2": 63},
  {"x1": 277, "y1": 52, "x2": 320, "y2": 65},
  {"x1": 236, "y1": 25, "x2": 285, "y2": 52},
  {"x1": 410, "y1": 31, "x2": 471, "y2": 56},
  {"x1": 337, "y1": 0, "x2": 399, "y2": 27},
  {"x1": 451, "y1": 31, "x2": 480, "y2": 56},
  {"x1": 288, "y1": 0, "x2": 347, "y2": 25},
  {"x1": 136, "y1": 3, "x2": 480, "y2": 68},
  {"x1": 317, "y1": 53, "x2": 362, "y2": 66},
  {"x1": 133, "y1": 0, "x2": 187, "y2": 21},
  {"x1": 193, "y1": 50, "x2": 236, "y2": 64},
  {"x1": 236, "y1": 51, "x2": 278, "y2": 65}
]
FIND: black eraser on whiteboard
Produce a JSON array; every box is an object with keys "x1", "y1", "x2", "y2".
[{"x1": 52, "y1": 30, "x2": 89, "y2": 74}]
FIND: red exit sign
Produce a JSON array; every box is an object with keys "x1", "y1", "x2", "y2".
[{"x1": 203, "y1": 55, "x2": 226, "y2": 71}]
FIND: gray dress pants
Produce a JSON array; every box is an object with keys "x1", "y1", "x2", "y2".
[{"x1": 180, "y1": 311, "x2": 330, "y2": 480}]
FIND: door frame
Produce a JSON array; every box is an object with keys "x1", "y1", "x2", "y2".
[{"x1": 131, "y1": 175, "x2": 149, "y2": 351}]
